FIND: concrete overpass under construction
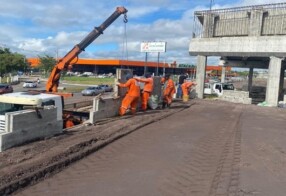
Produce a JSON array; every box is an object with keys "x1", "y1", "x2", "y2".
[{"x1": 189, "y1": 2, "x2": 286, "y2": 106}]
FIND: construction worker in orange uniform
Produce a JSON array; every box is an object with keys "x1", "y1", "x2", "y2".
[
  {"x1": 181, "y1": 81, "x2": 197, "y2": 97},
  {"x1": 117, "y1": 74, "x2": 141, "y2": 116},
  {"x1": 161, "y1": 74, "x2": 176, "y2": 109},
  {"x1": 63, "y1": 113, "x2": 82, "y2": 128},
  {"x1": 135, "y1": 73, "x2": 154, "y2": 111}
]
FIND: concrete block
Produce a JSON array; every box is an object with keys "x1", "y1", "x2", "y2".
[
  {"x1": 116, "y1": 69, "x2": 133, "y2": 98},
  {"x1": 89, "y1": 97, "x2": 121, "y2": 124},
  {"x1": 220, "y1": 90, "x2": 252, "y2": 104},
  {"x1": 0, "y1": 108, "x2": 62, "y2": 152}
]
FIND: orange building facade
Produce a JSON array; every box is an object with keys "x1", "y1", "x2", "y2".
[
  {"x1": 27, "y1": 58, "x2": 231, "y2": 76},
  {"x1": 27, "y1": 58, "x2": 183, "y2": 76}
]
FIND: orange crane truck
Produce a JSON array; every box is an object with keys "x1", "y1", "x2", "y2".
[
  {"x1": 20, "y1": 7, "x2": 128, "y2": 128},
  {"x1": 46, "y1": 6, "x2": 128, "y2": 93},
  {"x1": 48, "y1": 6, "x2": 128, "y2": 128}
]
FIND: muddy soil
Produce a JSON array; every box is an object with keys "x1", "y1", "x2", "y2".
[{"x1": 0, "y1": 101, "x2": 191, "y2": 195}]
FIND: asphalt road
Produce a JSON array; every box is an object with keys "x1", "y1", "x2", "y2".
[
  {"x1": 11, "y1": 81, "x2": 112, "y2": 105},
  {"x1": 15, "y1": 100, "x2": 286, "y2": 196}
]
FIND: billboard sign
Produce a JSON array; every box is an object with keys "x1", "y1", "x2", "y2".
[{"x1": 140, "y1": 42, "x2": 166, "y2": 53}]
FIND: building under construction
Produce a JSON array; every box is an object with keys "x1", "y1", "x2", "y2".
[{"x1": 190, "y1": 2, "x2": 286, "y2": 106}]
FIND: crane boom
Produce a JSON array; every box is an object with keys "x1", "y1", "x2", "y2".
[{"x1": 46, "y1": 7, "x2": 128, "y2": 92}]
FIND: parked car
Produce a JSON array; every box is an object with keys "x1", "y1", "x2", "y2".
[
  {"x1": 0, "y1": 84, "x2": 13, "y2": 94},
  {"x1": 23, "y1": 81, "x2": 37, "y2": 88},
  {"x1": 81, "y1": 86, "x2": 104, "y2": 96},
  {"x1": 98, "y1": 84, "x2": 113, "y2": 92}
]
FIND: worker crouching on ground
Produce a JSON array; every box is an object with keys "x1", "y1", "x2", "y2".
[
  {"x1": 134, "y1": 73, "x2": 154, "y2": 111},
  {"x1": 116, "y1": 74, "x2": 141, "y2": 116},
  {"x1": 181, "y1": 80, "x2": 197, "y2": 102},
  {"x1": 63, "y1": 113, "x2": 82, "y2": 128},
  {"x1": 161, "y1": 74, "x2": 176, "y2": 109}
]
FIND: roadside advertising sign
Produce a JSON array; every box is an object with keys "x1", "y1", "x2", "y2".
[{"x1": 140, "y1": 42, "x2": 166, "y2": 53}]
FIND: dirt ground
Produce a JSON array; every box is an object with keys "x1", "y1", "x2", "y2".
[
  {"x1": 1, "y1": 99, "x2": 286, "y2": 195},
  {"x1": 232, "y1": 78, "x2": 266, "y2": 90},
  {"x1": 0, "y1": 101, "x2": 190, "y2": 195}
]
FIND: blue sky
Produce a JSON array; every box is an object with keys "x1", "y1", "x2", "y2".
[{"x1": 0, "y1": 0, "x2": 285, "y2": 65}]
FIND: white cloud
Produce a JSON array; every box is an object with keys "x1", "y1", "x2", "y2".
[{"x1": 1, "y1": 0, "x2": 286, "y2": 65}]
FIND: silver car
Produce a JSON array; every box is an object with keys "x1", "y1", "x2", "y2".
[
  {"x1": 81, "y1": 86, "x2": 104, "y2": 96},
  {"x1": 23, "y1": 81, "x2": 37, "y2": 88},
  {"x1": 98, "y1": 84, "x2": 113, "y2": 92}
]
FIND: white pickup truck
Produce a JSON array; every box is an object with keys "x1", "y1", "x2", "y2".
[
  {"x1": 204, "y1": 82, "x2": 235, "y2": 96},
  {"x1": 0, "y1": 92, "x2": 64, "y2": 131},
  {"x1": 0, "y1": 92, "x2": 66, "y2": 151}
]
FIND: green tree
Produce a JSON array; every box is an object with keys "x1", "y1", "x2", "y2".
[
  {"x1": 38, "y1": 55, "x2": 57, "y2": 74},
  {"x1": 0, "y1": 48, "x2": 28, "y2": 76}
]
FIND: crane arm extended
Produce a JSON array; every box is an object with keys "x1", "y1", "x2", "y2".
[{"x1": 46, "y1": 7, "x2": 128, "y2": 92}]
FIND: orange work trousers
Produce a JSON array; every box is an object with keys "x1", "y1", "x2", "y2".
[
  {"x1": 141, "y1": 91, "x2": 151, "y2": 111},
  {"x1": 119, "y1": 95, "x2": 139, "y2": 116},
  {"x1": 182, "y1": 87, "x2": 189, "y2": 96},
  {"x1": 163, "y1": 94, "x2": 173, "y2": 105}
]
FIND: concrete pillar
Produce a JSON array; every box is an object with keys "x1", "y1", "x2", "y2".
[
  {"x1": 221, "y1": 66, "x2": 226, "y2": 83},
  {"x1": 248, "y1": 67, "x2": 254, "y2": 92},
  {"x1": 196, "y1": 55, "x2": 207, "y2": 99},
  {"x1": 266, "y1": 56, "x2": 283, "y2": 106},
  {"x1": 203, "y1": 13, "x2": 214, "y2": 38},
  {"x1": 279, "y1": 66, "x2": 285, "y2": 101},
  {"x1": 249, "y1": 9, "x2": 264, "y2": 36}
]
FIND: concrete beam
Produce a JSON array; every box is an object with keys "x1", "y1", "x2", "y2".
[
  {"x1": 223, "y1": 60, "x2": 269, "y2": 69},
  {"x1": 189, "y1": 36, "x2": 286, "y2": 57}
]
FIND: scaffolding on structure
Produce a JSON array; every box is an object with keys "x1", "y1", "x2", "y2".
[{"x1": 193, "y1": 2, "x2": 286, "y2": 38}]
